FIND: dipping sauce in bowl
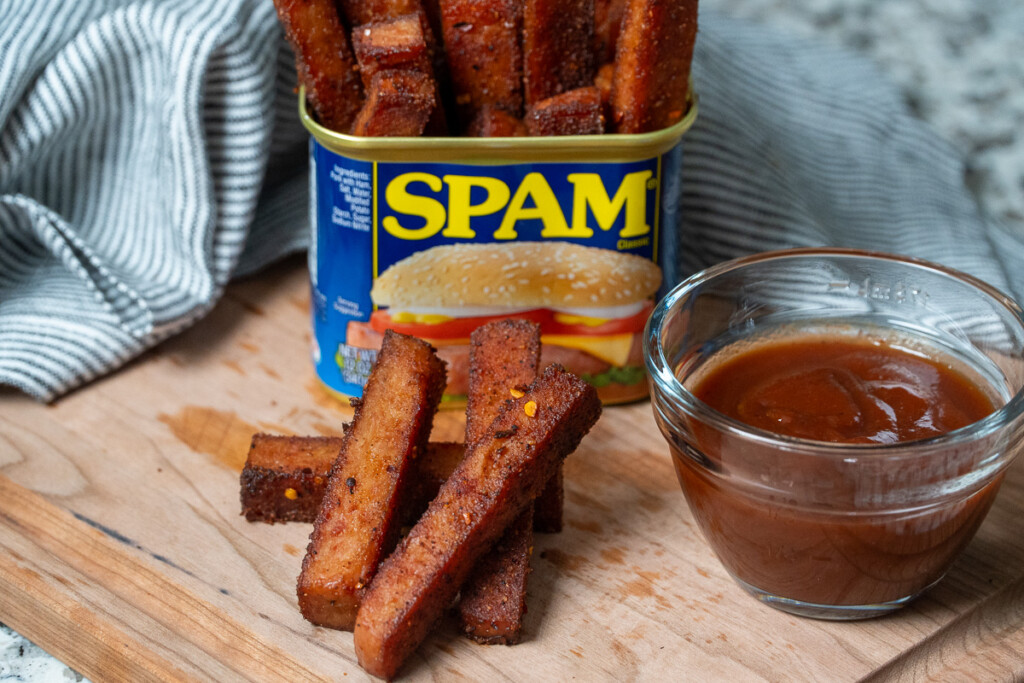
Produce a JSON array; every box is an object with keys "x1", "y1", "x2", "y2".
[{"x1": 645, "y1": 249, "x2": 1024, "y2": 619}]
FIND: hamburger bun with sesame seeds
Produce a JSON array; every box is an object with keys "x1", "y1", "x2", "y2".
[
  {"x1": 345, "y1": 241, "x2": 662, "y2": 404},
  {"x1": 370, "y1": 242, "x2": 661, "y2": 310}
]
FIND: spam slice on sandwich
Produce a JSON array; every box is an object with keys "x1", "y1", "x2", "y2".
[{"x1": 345, "y1": 241, "x2": 661, "y2": 404}]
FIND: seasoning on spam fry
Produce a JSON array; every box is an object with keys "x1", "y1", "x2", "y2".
[
  {"x1": 526, "y1": 86, "x2": 605, "y2": 136},
  {"x1": 522, "y1": 0, "x2": 595, "y2": 105},
  {"x1": 612, "y1": 0, "x2": 698, "y2": 133},
  {"x1": 350, "y1": 69, "x2": 437, "y2": 137},
  {"x1": 352, "y1": 14, "x2": 433, "y2": 88},
  {"x1": 524, "y1": 400, "x2": 538, "y2": 417},
  {"x1": 441, "y1": 0, "x2": 524, "y2": 123},
  {"x1": 272, "y1": 0, "x2": 364, "y2": 132}
]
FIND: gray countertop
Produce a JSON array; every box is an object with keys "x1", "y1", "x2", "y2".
[{"x1": 2, "y1": 0, "x2": 1021, "y2": 679}]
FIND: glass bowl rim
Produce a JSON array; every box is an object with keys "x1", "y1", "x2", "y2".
[{"x1": 644, "y1": 247, "x2": 1024, "y2": 456}]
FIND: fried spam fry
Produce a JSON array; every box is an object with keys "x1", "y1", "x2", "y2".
[
  {"x1": 458, "y1": 507, "x2": 534, "y2": 644},
  {"x1": 297, "y1": 330, "x2": 446, "y2": 631},
  {"x1": 350, "y1": 69, "x2": 437, "y2": 137},
  {"x1": 464, "y1": 320, "x2": 564, "y2": 535},
  {"x1": 353, "y1": 365, "x2": 601, "y2": 679},
  {"x1": 240, "y1": 434, "x2": 341, "y2": 524},
  {"x1": 459, "y1": 320, "x2": 541, "y2": 645},
  {"x1": 593, "y1": 0, "x2": 627, "y2": 64},
  {"x1": 352, "y1": 14, "x2": 448, "y2": 134},
  {"x1": 611, "y1": 0, "x2": 698, "y2": 133},
  {"x1": 352, "y1": 14, "x2": 433, "y2": 87},
  {"x1": 240, "y1": 438, "x2": 464, "y2": 524},
  {"x1": 522, "y1": 0, "x2": 595, "y2": 105},
  {"x1": 464, "y1": 320, "x2": 542, "y2": 445},
  {"x1": 273, "y1": 0, "x2": 363, "y2": 132},
  {"x1": 467, "y1": 105, "x2": 528, "y2": 137},
  {"x1": 526, "y1": 86, "x2": 605, "y2": 136},
  {"x1": 441, "y1": 0, "x2": 523, "y2": 124}
]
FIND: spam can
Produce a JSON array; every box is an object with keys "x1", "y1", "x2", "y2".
[{"x1": 301, "y1": 92, "x2": 697, "y2": 406}]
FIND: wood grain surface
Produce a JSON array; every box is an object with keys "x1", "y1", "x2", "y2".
[{"x1": 1, "y1": 257, "x2": 1023, "y2": 682}]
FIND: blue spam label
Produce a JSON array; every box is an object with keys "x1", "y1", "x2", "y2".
[{"x1": 309, "y1": 137, "x2": 685, "y2": 400}]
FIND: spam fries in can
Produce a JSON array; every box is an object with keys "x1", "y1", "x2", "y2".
[{"x1": 302, "y1": 89, "x2": 696, "y2": 405}]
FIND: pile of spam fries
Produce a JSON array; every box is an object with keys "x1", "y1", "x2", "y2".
[
  {"x1": 241, "y1": 321, "x2": 602, "y2": 678},
  {"x1": 274, "y1": 0, "x2": 698, "y2": 137}
]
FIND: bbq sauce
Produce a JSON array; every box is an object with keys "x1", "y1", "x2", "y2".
[
  {"x1": 673, "y1": 332, "x2": 1002, "y2": 608},
  {"x1": 693, "y1": 335, "x2": 995, "y2": 444}
]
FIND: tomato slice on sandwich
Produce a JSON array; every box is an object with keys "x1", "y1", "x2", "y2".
[{"x1": 368, "y1": 301, "x2": 653, "y2": 341}]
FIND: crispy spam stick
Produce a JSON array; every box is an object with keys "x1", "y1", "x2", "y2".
[
  {"x1": 350, "y1": 69, "x2": 437, "y2": 137},
  {"x1": 240, "y1": 437, "x2": 464, "y2": 524},
  {"x1": 526, "y1": 86, "x2": 605, "y2": 136},
  {"x1": 462, "y1": 320, "x2": 561, "y2": 534},
  {"x1": 352, "y1": 14, "x2": 433, "y2": 87},
  {"x1": 458, "y1": 507, "x2": 534, "y2": 643},
  {"x1": 353, "y1": 365, "x2": 601, "y2": 679},
  {"x1": 593, "y1": 0, "x2": 627, "y2": 64},
  {"x1": 297, "y1": 330, "x2": 446, "y2": 631},
  {"x1": 611, "y1": 0, "x2": 698, "y2": 133},
  {"x1": 441, "y1": 0, "x2": 523, "y2": 123},
  {"x1": 240, "y1": 434, "x2": 340, "y2": 524},
  {"x1": 352, "y1": 15, "x2": 448, "y2": 134},
  {"x1": 336, "y1": 0, "x2": 447, "y2": 96},
  {"x1": 459, "y1": 320, "x2": 541, "y2": 645},
  {"x1": 464, "y1": 320, "x2": 542, "y2": 445},
  {"x1": 522, "y1": 0, "x2": 595, "y2": 105},
  {"x1": 467, "y1": 105, "x2": 528, "y2": 137},
  {"x1": 273, "y1": 0, "x2": 363, "y2": 132}
]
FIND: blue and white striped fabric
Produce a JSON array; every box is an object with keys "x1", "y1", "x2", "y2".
[{"x1": 1, "y1": 6, "x2": 1022, "y2": 401}]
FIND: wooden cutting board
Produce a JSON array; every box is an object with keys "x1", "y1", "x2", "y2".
[{"x1": 2, "y1": 257, "x2": 1023, "y2": 682}]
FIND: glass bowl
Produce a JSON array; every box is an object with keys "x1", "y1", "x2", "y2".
[{"x1": 644, "y1": 248, "x2": 1024, "y2": 619}]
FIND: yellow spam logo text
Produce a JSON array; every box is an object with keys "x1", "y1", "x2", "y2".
[{"x1": 381, "y1": 170, "x2": 655, "y2": 247}]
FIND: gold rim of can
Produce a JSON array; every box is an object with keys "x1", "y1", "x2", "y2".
[{"x1": 299, "y1": 86, "x2": 698, "y2": 163}]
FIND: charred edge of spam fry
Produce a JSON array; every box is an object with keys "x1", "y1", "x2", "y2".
[
  {"x1": 297, "y1": 331, "x2": 446, "y2": 631},
  {"x1": 459, "y1": 319, "x2": 542, "y2": 643},
  {"x1": 273, "y1": 0, "x2": 364, "y2": 132},
  {"x1": 240, "y1": 438, "x2": 465, "y2": 525},
  {"x1": 526, "y1": 86, "x2": 605, "y2": 136},
  {"x1": 441, "y1": 0, "x2": 524, "y2": 127},
  {"x1": 611, "y1": 0, "x2": 698, "y2": 133},
  {"x1": 352, "y1": 364, "x2": 601, "y2": 679},
  {"x1": 522, "y1": 0, "x2": 596, "y2": 106},
  {"x1": 240, "y1": 434, "x2": 343, "y2": 524},
  {"x1": 458, "y1": 506, "x2": 534, "y2": 645},
  {"x1": 350, "y1": 69, "x2": 438, "y2": 137}
]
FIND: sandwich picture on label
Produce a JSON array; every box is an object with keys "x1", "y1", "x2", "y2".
[{"x1": 344, "y1": 241, "x2": 662, "y2": 403}]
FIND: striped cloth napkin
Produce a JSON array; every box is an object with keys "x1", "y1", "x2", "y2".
[{"x1": 1, "y1": 3, "x2": 1021, "y2": 401}]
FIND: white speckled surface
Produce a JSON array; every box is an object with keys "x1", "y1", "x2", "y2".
[
  {"x1": 709, "y1": 0, "x2": 1024, "y2": 233},
  {"x1": 2, "y1": 1, "x2": 1020, "y2": 678},
  {"x1": 0, "y1": 625, "x2": 85, "y2": 682}
]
